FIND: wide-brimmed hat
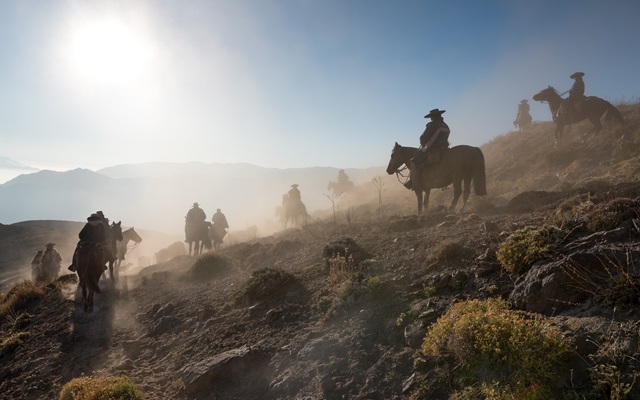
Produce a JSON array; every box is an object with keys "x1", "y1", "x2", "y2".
[
  {"x1": 88, "y1": 213, "x2": 100, "y2": 221},
  {"x1": 45, "y1": 242, "x2": 55, "y2": 247},
  {"x1": 424, "y1": 108, "x2": 446, "y2": 119},
  {"x1": 520, "y1": 99, "x2": 528, "y2": 103},
  {"x1": 193, "y1": 202, "x2": 199, "y2": 207},
  {"x1": 291, "y1": 184, "x2": 299, "y2": 188},
  {"x1": 96, "y1": 210, "x2": 104, "y2": 217},
  {"x1": 570, "y1": 72, "x2": 585, "y2": 79}
]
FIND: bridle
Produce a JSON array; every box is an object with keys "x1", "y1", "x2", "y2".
[{"x1": 394, "y1": 164, "x2": 410, "y2": 185}]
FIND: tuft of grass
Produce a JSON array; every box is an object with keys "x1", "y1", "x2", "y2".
[
  {"x1": 418, "y1": 298, "x2": 570, "y2": 399},
  {"x1": 496, "y1": 226, "x2": 565, "y2": 274},
  {"x1": 233, "y1": 267, "x2": 296, "y2": 305},
  {"x1": 189, "y1": 252, "x2": 233, "y2": 280},
  {"x1": 0, "y1": 280, "x2": 45, "y2": 319},
  {"x1": 59, "y1": 375, "x2": 143, "y2": 400},
  {"x1": 0, "y1": 331, "x2": 30, "y2": 357}
]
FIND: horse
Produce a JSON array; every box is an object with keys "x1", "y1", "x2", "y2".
[
  {"x1": 185, "y1": 219, "x2": 210, "y2": 256},
  {"x1": 514, "y1": 112, "x2": 532, "y2": 131},
  {"x1": 114, "y1": 227, "x2": 142, "y2": 278},
  {"x1": 532, "y1": 86, "x2": 624, "y2": 143},
  {"x1": 76, "y1": 242, "x2": 105, "y2": 312},
  {"x1": 327, "y1": 180, "x2": 355, "y2": 196},
  {"x1": 280, "y1": 193, "x2": 307, "y2": 228},
  {"x1": 209, "y1": 223, "x2": 227, "y2": 251},
  {"x1": 386, "y1": 142, "x2": 487, "y2": 214},
  {"x1": 106, "y1": 221, "x2": 123, "y2": 281}
]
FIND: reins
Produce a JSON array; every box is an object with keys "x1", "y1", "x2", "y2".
[{"x1": 394, "y1": 165, "x2": 410, "y2": 185}]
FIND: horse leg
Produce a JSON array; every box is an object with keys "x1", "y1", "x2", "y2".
[
  {"x1": 82, "y1": 284, "x2": 88, "y2": 312},
  {"x1": 88, "y1": 290, "x2": 94, "y2": 312},
  {"x1": 449, "y1": 179, "x2": 463, "y2": 212},
  {"x1": 415, "y1": 190, "x2": 423, "y2": 214},
  {"x1": 423, "y1": 190, "x2": 431, "y2": 213},
  {"x1": 555, "y1": 123, "x2": 564, "y2": 145},
  {"x1": 459, "y1": 178, "x2": 472, "y2": 212}
]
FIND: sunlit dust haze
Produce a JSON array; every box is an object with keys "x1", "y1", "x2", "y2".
[{"x1": 2, "y1": 0, "x2": 640, "y2": 230}]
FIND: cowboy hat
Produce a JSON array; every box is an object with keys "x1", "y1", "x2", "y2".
[
  {"x1": 193, "y1": 202, "x2": 199, "y2": 207},
  {"x1": 291, "y1": 184, "x2": 299, "y2": 188},
  {"x1": 45, "y1": 242, "x2": 56, "y2": 247},
  {"x1": 570, "y1": 72, "x2": 585, "y2": 79},
  {"x1": 424, "y1": 108, "x2": 446, "y2": 118},
  {"x1": 88, "y1": 213, "x2": 100, "y2": 221},
  {"x1": 520, "y1": 99, "x2": 528, "y2": 103}
]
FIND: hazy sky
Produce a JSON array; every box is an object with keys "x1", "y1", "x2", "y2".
[{"x1": 2, "y1": 0, "x2": 639, "y2": 173}]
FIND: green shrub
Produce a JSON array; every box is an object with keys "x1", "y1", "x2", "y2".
[
  {"x1": 189, "y1": 253, "x2": 232, "y2": 280},
  {"x1": 496, "y1": 226, "x2": 564, "y2": 274},
  {"x1": 418, "y1": 298, "x2": 570, "y2": 399},
  {"x1": 59, "y1": 375, "x2": 143, "y2": 400},
  {"x1": 336, "y1": 272, "x2": 388, "y2": 306},
  {"x1": 0, "y1": 281, "x2": 45, "y2": 318}
]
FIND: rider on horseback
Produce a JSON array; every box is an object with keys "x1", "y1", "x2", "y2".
[
  {"x1": 68, "y1": 213, "x2": 107, "y2": 272},
  {"x1": 404, "y1": 108, "x2": 450, "y2": 190},
  {"x1": 514, "y1": 99, "x2": 531, "y2": 128},
  {"x1": 561, "y1": 72, "x2": 586, "y2": 120},
  {"x1": 288, "y1": 184, "x2": 302, "y2": 201}
]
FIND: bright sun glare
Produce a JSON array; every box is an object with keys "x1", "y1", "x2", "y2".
[{"x1": 64, "y1": 18, "x2": 150, "y2": 87}]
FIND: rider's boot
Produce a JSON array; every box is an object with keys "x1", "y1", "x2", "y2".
[{"x1": 404, "y1": 179, "x2": 413, "y2": 190}]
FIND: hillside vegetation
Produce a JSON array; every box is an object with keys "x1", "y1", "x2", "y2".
[{"x1": 1, "y1": 101, "x2": 640, "y2": 399}]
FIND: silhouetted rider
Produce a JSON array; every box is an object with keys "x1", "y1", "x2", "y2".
[{"x1": 404, "y1": 108, "x2": 450, "y2": 190}]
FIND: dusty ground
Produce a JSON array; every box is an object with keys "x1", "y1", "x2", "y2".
[
  {"x1": 2, "y1": 105, "x2": 640, "y2": 399},
  {"x1": 3, "y1": 182, "x2": 640, "y2": 400}
]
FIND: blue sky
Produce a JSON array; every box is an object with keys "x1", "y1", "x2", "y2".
[{"x1": 1, "y1": 0, "x2": 639, "y2": 175}]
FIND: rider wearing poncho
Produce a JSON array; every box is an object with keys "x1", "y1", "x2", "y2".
[
  {"x1": 563, "y1": 72, "x2": 586, "y2": 119},
  {"x1": 404, "y1": 108, "x2": 450, "y2": 190}
]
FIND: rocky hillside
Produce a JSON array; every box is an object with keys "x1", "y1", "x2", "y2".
[{"x1": 1, "y1": 102, "x2": 640, "y2": 399}]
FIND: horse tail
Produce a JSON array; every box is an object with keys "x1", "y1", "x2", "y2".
[
  {"x1": 604, "y1": 102, "x2": 624, "y2": 124},
  {"x1": 472, "y1": 147, "x2": 487, "y2": 196}
]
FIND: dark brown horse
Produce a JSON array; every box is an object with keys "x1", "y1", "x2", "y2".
[
  {"x1": 185, "y1": 218, "x2": 210, "y2": 256},
  {"x1": 532, "y1": 86, "x2": 624, "y2": 143},
  {"x1": 77, "y1": 242, "x2": 104, "y2": 312},
  {"x1": 114, "y1": 227, "x2": 142, "y2": 278},
  {"x1": 209, "y1": 223, "x2": 227, "y2": 251},
  {"x1": 386, "y1": 143, "x2": 487, "y2": 214},
  {"x1": 106, "y1": 221, "x2": 123, "y2": 281},
  {"x1": 279, "y1": 193, "x2": 307, "y2": 228}
]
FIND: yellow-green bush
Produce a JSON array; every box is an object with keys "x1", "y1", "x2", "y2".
[
  {"x1": 0, "y1": 280, "x2": 45, "y2": 318},
  {"x1": 59, "y1": 375, "x2": 142, "y2": 400},
  {"x1": 496, "y1": 226, "x2": 564, "y2": 274},
  {"x1": 419, "y1": 298, "x2": 570, "y2": 399}
]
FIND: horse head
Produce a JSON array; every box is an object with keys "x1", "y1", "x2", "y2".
[
  {"x1": 533, "y1": 86, "x2": 559, "y2": 103},
  {"x1": 111, "y1": 221, "x2": 123, "y2": 241},
  {"x1": 386, "y1": 142, "x2": 406, "y2": 175},
  {"x1": 124, "y1": 227, "x2": 143, "y2": 244}
]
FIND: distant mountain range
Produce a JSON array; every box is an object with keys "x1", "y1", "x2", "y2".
[
  {"x1": 0, "y1": 156, "x2": 39, "y2": 184},
  {"x1": 0, "y1": 161, "x2": 385, "y2": 235}
]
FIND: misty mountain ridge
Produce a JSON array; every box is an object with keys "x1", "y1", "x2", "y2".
[
  {"x1": 0, "y1": 156, "x2": 39, "y2": 185},
  {"x1": 0, "y1": 162, "x2": 386, "y2": 235}
]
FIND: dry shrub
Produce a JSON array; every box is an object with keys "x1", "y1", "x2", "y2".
[
  {"x1": 233, "y1": 267, "x2": 296, "y2": 305},
  {"x1": 189, "y1": 252, "x2": 232, "y2": 280},
  {"x1": 0, "y1": 331, "x2": 29, "y2": 357},
  {"x1": 0, "y1": 280, "x2": 45, "y2": 319},
  {"x1": 59, "y1": 375, "x2": 142, "y2": 400},
  {"x1": 417, "y1": 298, "x2": 570, "y2": 399},
  {"x1": 429, "y1": 239, "x2": 471, "y2": 263},
  {"x1": 496, "y1": 226, "x2": 565, "y2": 274}
]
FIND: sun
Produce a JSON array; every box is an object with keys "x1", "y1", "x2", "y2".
[{"x1": 62, "y1": 17, "x2": 151, "y2": 87}]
